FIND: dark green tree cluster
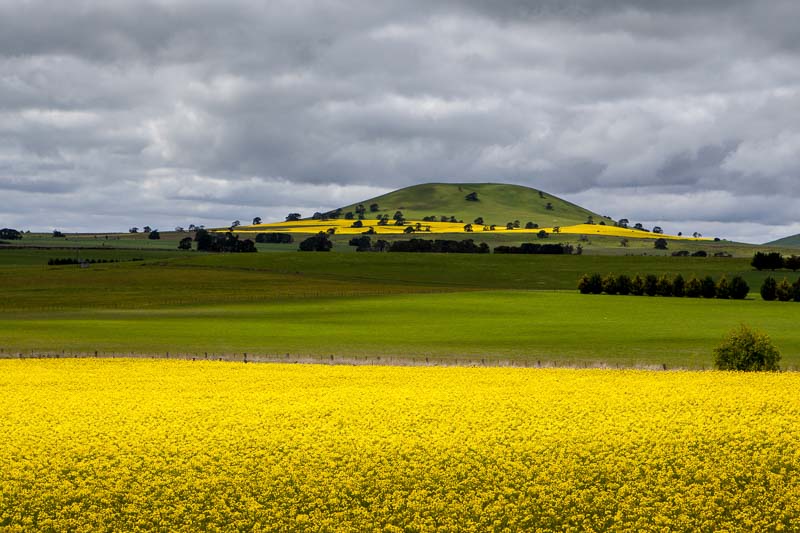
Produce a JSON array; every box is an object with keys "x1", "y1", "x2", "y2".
[
  {"x1": 579, "y1": 273, "x2": 749, "y2": 299},
  {"x1": 255, "y1": 233, "x2": 293, "y2": 244},
  {"x1": 195, "y1": 229, "x2": 256, "y2": 253},
  {"x1": 48, "y1": 258, "x2": 123, "y2": 266},
  {"x1": 298, "y1": 232, "x2": 333, "y2": 252},
  {"x1": 347, "y1": 236, "x2": 390, "y2": 252},
  {"x1": 759, "y1": 276, "x2": 800, "y2": 302},
  {"x1": 494, "y1": 243, "x2": 574, "y2": 255},
  {"x1": 0, "y1": 228, "x2": 22, "y2": 240},
  {"x1": 752, "y1": 252, "x2": 800, "y2": 271},
  {"x1": 389, "y1": 238, "x2": 489, "y2": 253}
]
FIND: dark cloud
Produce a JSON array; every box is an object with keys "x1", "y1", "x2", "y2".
[{"x1": 0, "y1": 0, "x2": 798, "y2": 242}]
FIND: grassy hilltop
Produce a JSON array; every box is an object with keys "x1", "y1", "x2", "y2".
[
  {"x1": 336, "y1": 182, "x2": 610, "y2": 227},
  {"x1": 766, "y1": 233, "x2": 800, "y2": 248}
]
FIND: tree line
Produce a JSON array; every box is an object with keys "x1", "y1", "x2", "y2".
[
  {"x1": 760, "y1": 276, "x2": 800, "y2": 302},
  {"x1": 578, "y1": 273, "x2": 750, "y2": 299},
  {"x1": 752, "y1": 252, "x2": 800, "y2": 271}
]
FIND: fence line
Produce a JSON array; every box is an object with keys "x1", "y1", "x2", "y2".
[{"x1": 1, "y1": 347, "x2": 792, "y2": 371}]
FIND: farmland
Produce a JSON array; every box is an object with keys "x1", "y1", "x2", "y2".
[
  {"x1": 1, "y1": 359, "x2": 799, "y2": 531},
  {"x1": 2, "y1": 250, "x2": 800, "y2": 368}
]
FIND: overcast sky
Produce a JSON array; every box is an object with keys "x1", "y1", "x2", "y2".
[{"x1": 1, "y1": 0, "x2": 799, "y2": 243}]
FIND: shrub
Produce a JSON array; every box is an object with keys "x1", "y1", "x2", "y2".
[
  {"x1": 715, "y1": 275, "x2": 731, "y2": 299},
  {"x1": 713, "y1": 324, "x2": 780, "y2": 371},
  {"x1": 776, "y1": 278, "x2": 793, "y2": 302},
  {"x1": 655, "y1": 275, "x2": 673, "y2": 297},
  {"x1": 685, "y1": 277, "x2": 702, "y2": 298},
  {"x1": 630, "y1": 275, "x2": 645, "y2": 296},
  {"x1": 672, "y1": 274, "x2": 685, "y2": 297},
  {"x1": 701, "y1": 276, "x2": 717, "y2": 299},
  {"x1": 729, "y1": 276, "x2": 750, "y2": 300},
  {"x1": 691, "y1": 250, "x2": 707, "y2": 257},
  {"x1": 644, "y1": 274, "x2": 658, "y2": 296},
  {"x1": 602, "y1": 274, "x2": 618, "y2": 295},
  {"x1": 616, "y1": 274, "x2": 632, "y2": 295},
  {"x1": 654, "y1": 238, "x2": 668, "y2": 250},
  {"x1": 760, "y1": 277, "x2": 777, "y2": 301}
]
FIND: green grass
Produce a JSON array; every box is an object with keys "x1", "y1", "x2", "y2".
[
  {"x1": 2, "y1": 292, "x2": 800, "y2": 369},
  {"x1": 3, "y1": 247, "x2": 799, "y2": 368},
  {"x1": 333, "y1": 182, "x2": 607, "y2": 228}
]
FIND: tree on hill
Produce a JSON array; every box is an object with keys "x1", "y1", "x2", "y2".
[
  {"x1": 143, "y1": 226, "x2": 152, "y2": 233},
  {"x1": 537, "y1": 230, "x2": 548, "y2": 239},
  {"x1": 463, "y1": 224, "x2": 473, "y2": 232},
  {"x1": 525, "y1": 222, "x2": 538, "y2": 229},
  {"x1": 506, "y1": 222, "x2": 514, "y2": 230},
  {"x1": 653, "y1": 226, "x2": 663, "y2": 234},
  {"x1": 474, "y1": 217, "x2": 484, "y2": 225},
  {"x1": 148, "y1": 230, "x2": 160, "y2": 240},
  {"x1": 369, "y1": 203, "x2": 379, "y2": 212},
  {"x1": 654, "y1": 238, "x2": 668, "y2": 250},
  {"x1": 129, "y1": 227, "x2": 139, "y2": 233},
  {"x1": 351, "y1": 220, "x2": 363, "y2": 228},
  {"x1": 286, "y1": 213, "x2": 302, "y2": 221},
  {"x1": 465, "y1": 192, "x2": 479, "y2": 201},
  {"x1": 0, "y1": 228, "x2": 22, "y2": 240},
  {"x1": 545, "y1": 202, "x2": 553, "y2": 211},
  {"x1": 252, "y1": 217, "x2": 262, "y2": 225},
  {"x1": 52, "y1": 230, "x2": 65, "y2": 238}
]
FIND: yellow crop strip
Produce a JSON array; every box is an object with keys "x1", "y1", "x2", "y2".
[
  {"x1": 232, "y1": 219, "x2": 707, "y2": 239},
  {"x1": 2, "y1": 360, "x2": 798, "y2": 531}
]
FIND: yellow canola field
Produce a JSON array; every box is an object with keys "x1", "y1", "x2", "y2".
[
  {"x1": 233, "y1": 219, "x2": 706, "y2": 240},
  {"x1": 2, "y1": 360, "x2": 799, "y2": 532}
]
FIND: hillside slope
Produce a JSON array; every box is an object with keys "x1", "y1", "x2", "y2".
[
  {"x1": 765, "y1": 233, "x2": 800, "y2": 248},
  {"x1": 335, "y1": 183, "x2": 610, "y2": 228}
]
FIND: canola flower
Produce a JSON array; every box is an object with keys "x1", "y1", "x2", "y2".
[
  {"x1": 1, "y1": 359, "x2": 798, "y2": 531},
  {"x1": 232, "y1": 219, "x2": 706, "y2": 240}
]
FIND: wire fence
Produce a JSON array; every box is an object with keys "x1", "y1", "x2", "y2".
[{"x1": 3, "y1": 347, "x2": 790, "y2": 371}]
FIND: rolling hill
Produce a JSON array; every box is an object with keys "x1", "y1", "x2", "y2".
[
  {"x1": 335, "y1": 182, "x2": 610, "y2": 228},
  {"x1": 765, "y1": 233, "x2": 800, "y2": 248}
]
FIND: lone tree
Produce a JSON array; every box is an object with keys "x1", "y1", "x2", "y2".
[
  {"x1": 654, "y1": 238, "x2": 668, "y2": 250},
  {"x1": 252, "y1": 217, "x2": 262, "y2": 225},
  {"x1": 148, "y1": 229, "x2": 160, "y2": 240},
  {"x1": 286, "y1": 213, "x2": 302, "y2": 221},
  {"x1": 465, "y1": 192, "x2": 479, "y2": 201},
  {"x1": 714, "y1": 324, "x2": 780, "y2": 371}
]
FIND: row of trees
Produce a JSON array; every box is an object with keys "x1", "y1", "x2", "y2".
[
  {"x1": 760, "y1": 277, "x2": 800, "y2": 302},
  {"x1": 387, "y1": 238, "x2": 490, "y2": 254},
  {"x1": 191, "y1": 229, "x2": 256, "y2": 253},
  {"x1": 578, "y1": 273, "x2": 750, "y2": 299},
  {"x1": 752, "y1": 252, "x2": 800, "y2": 271},
  {"x1": 494, "y1": 243, "x2": 574, "y2": 255},
  {"x1": 255, "y1": 233, "x2": 294, "y2": 244}
]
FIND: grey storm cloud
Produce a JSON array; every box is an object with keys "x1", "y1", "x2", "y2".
[{"x1": 1, "y1": 0, "x2": 799, "y2": 242}]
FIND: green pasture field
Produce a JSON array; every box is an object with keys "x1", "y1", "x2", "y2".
[
  {"x1": 2, "y1": 291, "x2": 800, "y2": 369},
  {"x1": 2, "y1": 247, "x2": 800, "y2": 368}
]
